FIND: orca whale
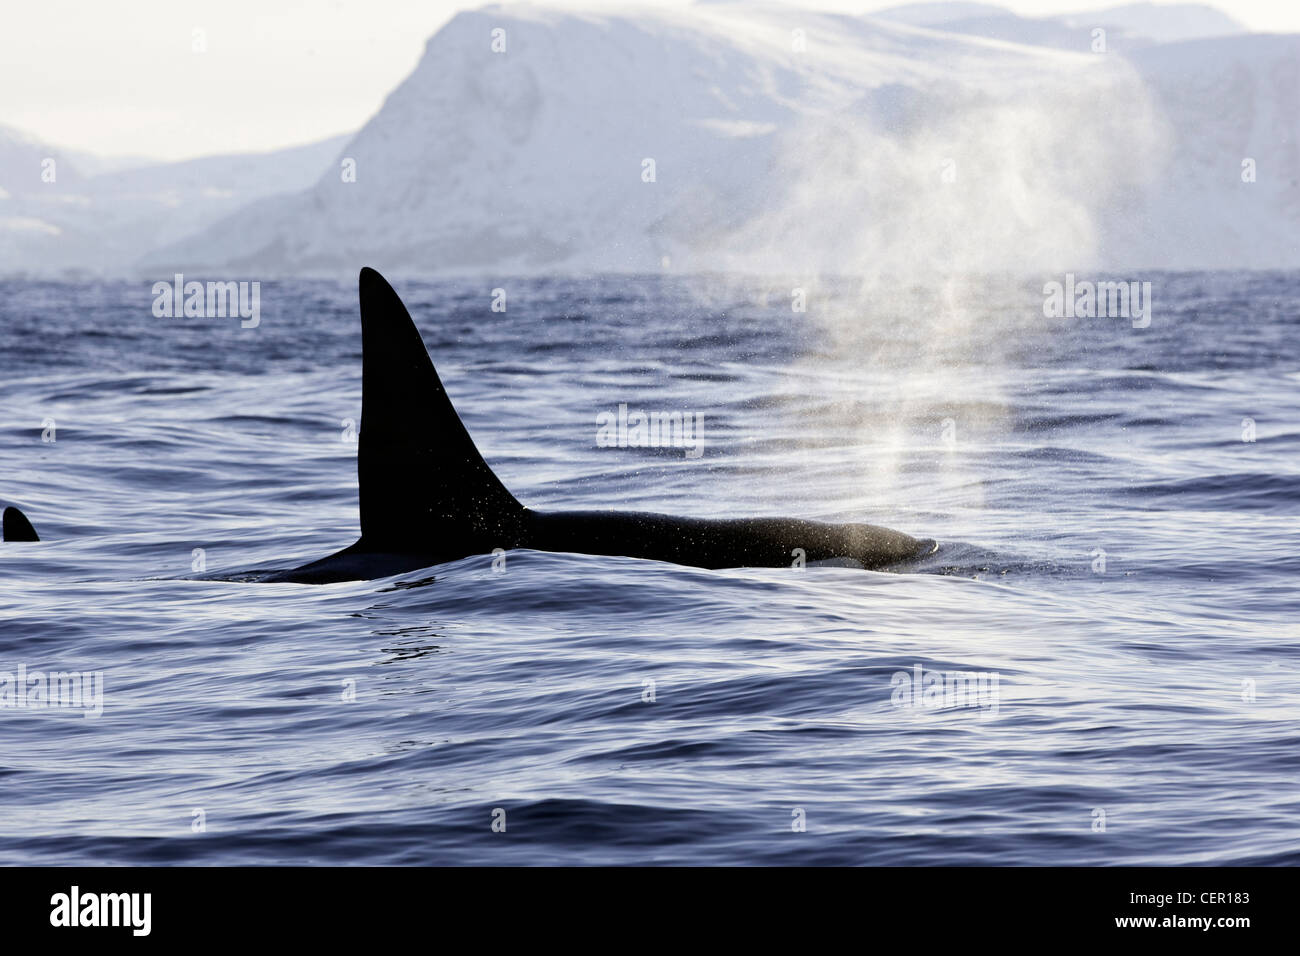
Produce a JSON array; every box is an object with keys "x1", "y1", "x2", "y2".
[
  {"x1": 258, "y1": 268, "x2": 934, "y2": 583},
  {"x1": 3, "y1": 268, "x2": 935, "y2": 580}
]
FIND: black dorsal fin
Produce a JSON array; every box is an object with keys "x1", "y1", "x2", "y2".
[
  {"x1": 3, "y1": 506, "x2": 39, "y2": 542},
  {"x1": 355, "y1": 267, "x2": 523, "y2": 551}
]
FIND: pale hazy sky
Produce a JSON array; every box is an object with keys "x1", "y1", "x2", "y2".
[{"x1": 1, "y1": 0, "x2": 1292, "y2": 162}]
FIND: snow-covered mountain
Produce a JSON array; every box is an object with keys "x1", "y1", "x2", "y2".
[
  {"x1": 6, "y1": 2, "x2": 1295, "y2": 276},
  {"x1": 0, "y1": 128, "x2": 348, "y2": 276}
]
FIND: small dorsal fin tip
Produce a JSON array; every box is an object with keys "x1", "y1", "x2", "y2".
[
  {"x1": 3, "y1": 506, "x2": 39, "y2": 542},
  {"x1": 358, "y1": 266, "x2": 387, "y2": 295}
]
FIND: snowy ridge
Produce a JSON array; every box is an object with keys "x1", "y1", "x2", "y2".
[{"x1": 0, "y1": 130, "x2": 348, "y2": 276}]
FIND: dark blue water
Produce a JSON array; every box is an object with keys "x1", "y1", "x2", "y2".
[{"x1": 0, "y1": 272, "x2": 1297, "y2": 864}]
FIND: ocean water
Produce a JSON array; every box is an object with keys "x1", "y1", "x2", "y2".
[{"x1": 0, "y1": 271, "x2": 1297, "y2": 865}]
